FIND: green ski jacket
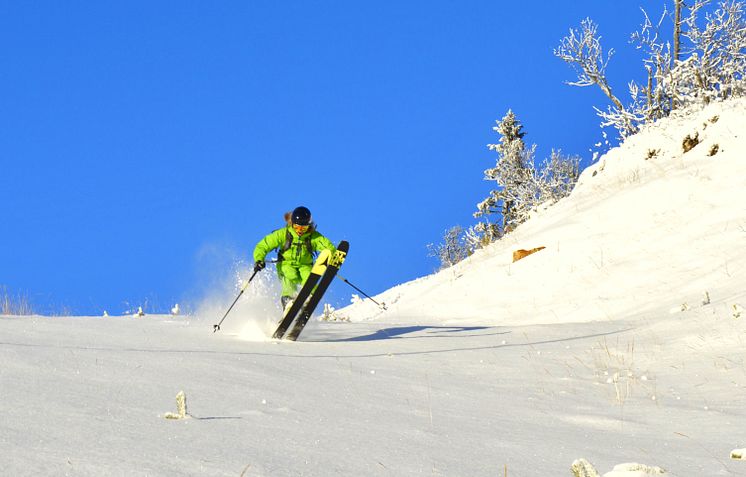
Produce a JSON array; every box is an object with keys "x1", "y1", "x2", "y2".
[{"x1": 253, "y1": 226, "x2": 335, "y2": 267}]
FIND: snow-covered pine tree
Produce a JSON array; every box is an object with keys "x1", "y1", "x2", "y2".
[
  {"x1": 475, "y1": 110, "x2": 536, "y2": 234},
  {"x1": 473, "y1": 111, "x2": 580, "y2": 242}
]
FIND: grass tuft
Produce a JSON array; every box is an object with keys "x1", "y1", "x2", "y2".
[{"x1": 0, "y1": 285, "x2": 34, "y2": 315}]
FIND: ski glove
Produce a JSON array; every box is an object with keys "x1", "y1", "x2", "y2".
[{"x1": 253, "y1": 260, "x2": 266, "y2": 272}]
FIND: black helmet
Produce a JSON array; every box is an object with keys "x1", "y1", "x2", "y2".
[{"x1": 291, "y1": 206, "x2": 312, "y2": 226}]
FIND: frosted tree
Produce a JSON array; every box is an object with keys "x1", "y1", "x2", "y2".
[
  {"x1": 629, "y1": 6, "x2": 676, "y2": 121},
  {"x1": 431, "y1": 112, "x2": 579, "y2": 265},
  {"x1": 535, "y1": 150, "x2": 581, "y2": 205},
  {"x1": 474, "y1": 111, "x2": 580, "y2": 240},
  {"x1": 475, "y1": 110, "x2": 535, "y2": 234},
  {"x1": 494, "y1": 149, "x2": 579, "y2": 227},
  {"x1": 628, "y1": 0, "x2": 746, "y2": 119},
  {"x1": 554, "y1": 19, "x2": 637, "y2": 137},
  {"x1": 428, "y1": 225, "x2": 470, "y2": 270},
  {"x1": 678, "y1": 0, "x2": 746, "y2": 104},
  {"x1": 557, "y1": 1, "x2": 746, "y2": 138},
  {"x1": 464, "y1": 221, "x2": 500, "y2": 251}
]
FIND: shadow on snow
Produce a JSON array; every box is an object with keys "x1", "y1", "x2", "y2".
[{"x1": 309, "y1": 325, "x2": 498, "y2": 342}]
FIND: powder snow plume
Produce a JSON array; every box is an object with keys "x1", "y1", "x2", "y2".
[{"x1": 191, "y1": 243, "x2": 282, "y2": 341}]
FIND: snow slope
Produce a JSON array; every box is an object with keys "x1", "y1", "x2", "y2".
[
  {"x1": 341, "y1": 98, "x2": 746, "y2": 328},
  {"x1": 1, "y1": 99, "x2": 745, "y2": 477}
]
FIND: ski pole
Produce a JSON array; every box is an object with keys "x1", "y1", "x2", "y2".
[
  {"x1": 336, "y1": 274, "x2": 387, "y2": 310},
  {"x1": 213, "y1": 268, "x2": 260, "y2": 333}
]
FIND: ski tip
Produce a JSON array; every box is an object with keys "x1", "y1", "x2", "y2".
[{"x1": 337, "y1": 240, "x2": 349, "y2": 252}]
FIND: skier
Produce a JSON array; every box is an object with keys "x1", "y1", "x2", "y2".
[{"x1": 253, "y1": 206, "x2": 336, "y2": 310}]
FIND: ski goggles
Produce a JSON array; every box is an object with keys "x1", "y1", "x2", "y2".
[{"x1": 292, "y1": 223, "x2": 310, "y2": 234}]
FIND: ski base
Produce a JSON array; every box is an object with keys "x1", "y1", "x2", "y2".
[
  {"x1": 271, "y1": 249, "x2": 331, "y2": 340},
  {"x1": 285, "y1": 241, "x2": 349, "y2": 341}
]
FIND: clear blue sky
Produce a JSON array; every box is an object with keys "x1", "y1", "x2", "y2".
[{"x1": 1, "y1": 1, "x2": 669, "y2": 315}]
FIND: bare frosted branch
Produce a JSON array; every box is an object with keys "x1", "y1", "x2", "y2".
[{"x1": 555, "y1": 18, "x2": 634, "y2": 136}]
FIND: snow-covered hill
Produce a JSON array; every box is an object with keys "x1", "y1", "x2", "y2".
[
  {"x1": 341, "y1": 98, "x2": 746, "y2": 328},
  {"x1": 1, "y1": 99, "x2": 745, "y2": 477}
]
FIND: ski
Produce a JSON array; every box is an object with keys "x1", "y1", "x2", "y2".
[
  {"x1": 271, "y1": 249, "x2": 331, "y2": 340},
  {"x1": 286, "y1": 241, "x2": 349, "y2": 341}
]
